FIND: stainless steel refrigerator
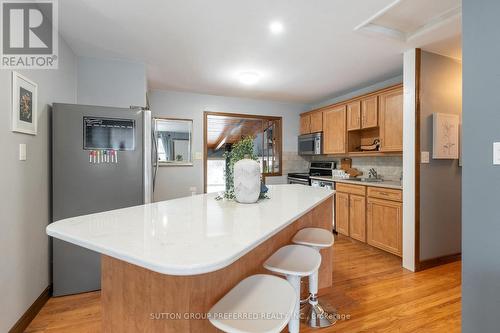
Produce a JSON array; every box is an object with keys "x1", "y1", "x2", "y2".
[{"x1": 51, "y1": 103, "x2": 153, "y2": 296}]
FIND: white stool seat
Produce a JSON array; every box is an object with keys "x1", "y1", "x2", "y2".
[
  {"x1": 208, "y1": 274, "x2": 296, "y2": 333},
  {"x1": 264, "y1": 245, "x2": 321, "y2": 276},
  {"x1": 292, "y1": 228, "x2": 334, "y2": 249}
]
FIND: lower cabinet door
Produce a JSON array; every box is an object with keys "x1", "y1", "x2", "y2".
[
  {"x1": 349, "y1": 194, "x2": 366, "y2": 242},
  {"x1": 367, "y1": 197, "x2": 402, "y2": 256},
  {"x1": 335, "y1": 192, "x2": 349, "y2": 236}
]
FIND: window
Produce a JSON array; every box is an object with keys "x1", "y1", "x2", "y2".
[{"x1": 204, "y1": 112, "x2": 282, "y2": 193}]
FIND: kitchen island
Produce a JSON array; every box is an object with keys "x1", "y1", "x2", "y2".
[{"x1": 47, "y1": 184, "x2": 334, "y2": 332}]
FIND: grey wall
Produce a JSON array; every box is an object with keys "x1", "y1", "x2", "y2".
[
  {"x1": 149, "y1": 90, "x2": 308, "y2": 200},
  {"x1": 0, "y1": 38, "x2": 77, "y2": 332},
  {"x1": 309, "y1": 75, "x2": 403, "y2": 110},
  {"x1": 77, "y1": 56, "x2": 147, "y2": 108},
  {"x1": 419, "y1": 51, "x2": 462, "y2": 260},
  {"x1": 462, "y1": 1, "x2": 500, "y2": 332}
]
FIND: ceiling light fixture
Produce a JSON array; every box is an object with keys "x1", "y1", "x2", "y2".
[
  {"x1": 238, "y1": 72, "x2": 260, "y2": 85},
  {"x1": 269, "y1": 21, "x2": 284, "y2": 35}
]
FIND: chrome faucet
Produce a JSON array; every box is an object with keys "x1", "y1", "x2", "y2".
[{"x1": 368, "y1": 168, "x2": 378, "y2": 179}]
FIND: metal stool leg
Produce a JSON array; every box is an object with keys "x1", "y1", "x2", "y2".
[
  {"x1": 304, "y1": 259, "x2": 337, "y2": 327},
  {"x1": 286, "y1": 274, "x2": 301, "y2": 333}
]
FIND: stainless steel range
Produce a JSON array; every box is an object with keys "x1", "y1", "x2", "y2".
[
  {"x1": 288, "y1": 161, "x2": 337, "y2": 231},
  {"x1": 287, "y1": 161, "x2": 337, "y2": 186}
]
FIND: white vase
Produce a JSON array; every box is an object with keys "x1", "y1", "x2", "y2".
[{"x1": 233, "y1": 158, "x2": 261, "y2": 204}]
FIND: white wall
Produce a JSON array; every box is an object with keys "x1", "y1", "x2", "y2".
[
  {"x1": 0, "y1": 38, "x2": 77, "y2": 332},
  {"x1": 402, "y1": 49, "x2": 417, "y2": 271},
  {"x1": 309, "y1": 75, "x2": 403, "y2": 110},
  {"x1": 149, "y1": 90, "x2": 308, "y2": 200},
  {"x1": 419, "y1": 51, "x2": 462, "y2": 260},
  {"x1": 77, "y1": 56, "x2": 147, "y2": 108}
]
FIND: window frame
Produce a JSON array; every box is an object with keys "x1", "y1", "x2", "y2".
[{"x1": 203, "y1": 111, "x2": 283, "y2": 194}]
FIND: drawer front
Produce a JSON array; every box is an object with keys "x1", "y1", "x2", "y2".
[
  {"x1": 336, "y1": 183, "x2": 366, "y2": 196},
  {"x1": 367, "y1": 187, "x2": 402, "y2": 202}
]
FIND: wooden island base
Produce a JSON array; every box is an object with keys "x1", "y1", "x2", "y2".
[{"x1": 101, "y1": 198, "x2": 333, "y2": 332}]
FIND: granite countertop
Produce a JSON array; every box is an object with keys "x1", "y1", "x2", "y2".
[
  {"x1": 309, "y1": 176, "x2": 402, "y2": 190},
  {"x1": 46, "y1": 185, "x2": 334, "y2": 276}
]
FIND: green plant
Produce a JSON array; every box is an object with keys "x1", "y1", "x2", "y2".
[{"x1": 220, "y1": 136, "x2": 258, "y2": 200}]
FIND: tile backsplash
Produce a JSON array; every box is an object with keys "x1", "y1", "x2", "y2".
[
  {"x1": 311, "y1": 155, "x2": 403, "y2": 181},
  {"x1": 281, "y1": 152, "x2": 403, "y2": 181},
  {"x1": 282, "y1": 151, "x2": 310, "y2": 174}
]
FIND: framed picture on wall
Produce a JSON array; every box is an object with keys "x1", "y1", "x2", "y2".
[
  {"x1": 11, "y1": 72, "x2": 38, "y2": 135},
  {"x1": 433, "y1": 113, "x2": 459, "y2": 159}
]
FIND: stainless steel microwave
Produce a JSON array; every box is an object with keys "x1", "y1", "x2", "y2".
[{"x1": 298, "y1": 132, "x2": 323, "y2": 155}]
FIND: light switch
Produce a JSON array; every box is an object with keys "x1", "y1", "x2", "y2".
[
  {"x1": 493, "y1": 142, "x2": 500, "y2": 165},
  {"x1": 19, "y1": 144, "x2": 26, "y2": 161},
  {"x1": 195, "y1": 152, "x2": 203, "y2": 160},
  {"x1": 421, "y1": 151, "x2": 430, "y2": 164}
]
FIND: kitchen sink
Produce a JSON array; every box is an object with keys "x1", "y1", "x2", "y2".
[
  {"x1": 348, "y1": 178, "x2": 384, "y2": 183},
  {"x1": 360, "y1": 178, "x2": 384, "y2": 183}
]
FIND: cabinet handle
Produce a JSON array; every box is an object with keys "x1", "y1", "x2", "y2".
[{"x1": 378, "y1": 192, "x2": 389, "y2": 196}]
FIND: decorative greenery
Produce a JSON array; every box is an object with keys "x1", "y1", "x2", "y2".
[
  {"x1": 216, "y1": 136, "x2": 258, "y2": 200},
  {"x1": 214, "y1": 136, "x2": 270, "y2": 201}
]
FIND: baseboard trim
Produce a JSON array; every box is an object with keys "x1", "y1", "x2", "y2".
[
  {"x1": 8, "y1": 284, "x2": 52, "y2": 333},
  {"x1": 418, "y1": 253, "x2": 461, "y2": 271}
]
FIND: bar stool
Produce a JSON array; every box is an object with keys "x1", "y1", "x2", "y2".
[
  {"x1": 264, "y1": 245, "x2": 322, "y2": 333},
  {"x1": 208, "y1": 274, "x2": 297, "y2": 333},
  {"x1": 292, "y1": 227, "x2": 336, "y2": 328}
]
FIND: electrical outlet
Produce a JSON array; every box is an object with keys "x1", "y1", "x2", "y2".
[
  {"x1": 189, "y1": 187, "x2": 197, "y2": 195},
  {"x1": 194, "y1": 152, "x2": 203, "y2": 160}
]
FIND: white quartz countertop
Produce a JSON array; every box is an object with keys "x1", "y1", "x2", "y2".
[
  {"x1": 309, "y1": 176, "x2": 402, "y2": 190},
  {"x1": 46, "y1": 185, "x2": 334, "y2": 276}
]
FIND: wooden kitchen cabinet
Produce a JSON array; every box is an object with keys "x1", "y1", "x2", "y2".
[
  {"x1": 347, "y1": 101, "x2": 361, "y2": 131},
  {"x1": 335, "y1": 184, "x2": 366, "y2": 241},
  {"x1": 361, "y1": 95, "x2": 378, "y2": 129},
  {"x1": 323, "y1": 105, "x2": 346, "y2": 154},
  {"x1": 299, "y1": 84, "x2": 403, "y2": 156},
  {"x1": 349, "y1": 194, "x2": 366, "y2": 242},
  {"x1": 310, "y1": 111, "x2": 323, "y2": 133},
  {"x1": 367, "y1": 196, "x2": 402, "y2": 257},
  {"x1": 336, "y1": 183, "x2": 402, "y2": 254},
  {"x1": 300, "y1": 114, "x2": 311, "y2": 135},
  {"x1": 379, "y1": 88, "x2": 403, "y2": 151},
  {"x1": 335, "y1": 192, "x2": 349, "y2": 236}
]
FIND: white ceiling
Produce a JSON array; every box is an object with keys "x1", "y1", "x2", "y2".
[{"x1": 59, "y1": 0, "x2": 462, "y2": 104}]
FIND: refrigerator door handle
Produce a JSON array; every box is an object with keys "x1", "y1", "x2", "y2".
[
  {"x1": 152, "y1": 128, "x2": 159, "y2": 192},
  {"x1": 143, "y1": 110, "x2": 153, "y2": 204}
]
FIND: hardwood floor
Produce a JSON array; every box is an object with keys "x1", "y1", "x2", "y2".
[{"x1": 25, "y1": 235, "x2": 461, "y2": 333}]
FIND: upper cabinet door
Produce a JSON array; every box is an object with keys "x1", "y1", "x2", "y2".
[
  {"x1": 347, "y1": 101, "x2": 361, "y2": 131},
  {"x1": 379, "y1": 88, "x2": 403, "y2": 151},
  {"x1": 323, "y1": 105, "x2": 346, "y2": 154},
  {"x1": 300, "y1": 114, "x2": 311, "y2": 135},
  {"x1": 310, "y1": 111, "x2": 323, "y2": 133},
  {"x1": 361, "y1": 96, "x2": 378, "y2": 129}
]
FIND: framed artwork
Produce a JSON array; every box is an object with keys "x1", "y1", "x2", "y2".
[
  {"x1": 432, "y1": 113, "x2": 459, "y2": 159},
  {"x1": 12, "y1": 72, "x2": 38, "y2": 135}
]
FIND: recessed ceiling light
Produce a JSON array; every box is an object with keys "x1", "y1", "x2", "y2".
[
  {"x1": 238, "y1": 72, "x2": 260, "y2": 85},
  {"x1": 269, "y1": 21, "x2": 284, "y2": 35}
]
